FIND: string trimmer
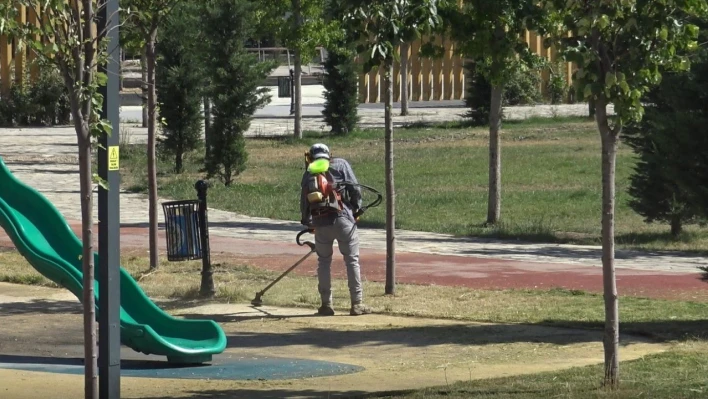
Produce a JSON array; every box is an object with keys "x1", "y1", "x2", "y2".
[
  {"x1": 249, "y1": 184, "x2": 382, "y2": 307},
  {"x1": 251, "y1": 229, "x2": 316, "y2": 307}
]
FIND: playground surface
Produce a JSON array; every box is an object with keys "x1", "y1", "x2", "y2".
[{"x1": 0, "y1": 282, "x2": 670, "y2": 399}]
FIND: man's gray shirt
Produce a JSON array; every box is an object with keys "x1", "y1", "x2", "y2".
[{"x1": 300, "y1": 158, "x2": 362, "y2": 227}]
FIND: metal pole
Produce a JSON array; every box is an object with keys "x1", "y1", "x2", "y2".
[
  {"x1": 195, "y1": 180, "x2": 215, "y2": 296},
  {"x1": 98, "y1": 0, "x2": 121, "y2": 398}
]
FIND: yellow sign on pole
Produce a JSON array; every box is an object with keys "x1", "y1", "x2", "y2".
[{"x1": 108, "y1": 146, "x2": 120, "y2": 171}]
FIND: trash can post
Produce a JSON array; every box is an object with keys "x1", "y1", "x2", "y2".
[{"x1": 195, "y1": 180, "x2": 215, "y2": 297}]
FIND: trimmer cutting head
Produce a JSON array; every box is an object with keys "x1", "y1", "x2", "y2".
[{"x1": 251, "y1": 293, "x2": 264, "y2": 307}]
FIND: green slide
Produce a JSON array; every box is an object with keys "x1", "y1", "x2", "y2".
[{"x1": 0, "y1": 157, "x2": 226, "y2": 364}]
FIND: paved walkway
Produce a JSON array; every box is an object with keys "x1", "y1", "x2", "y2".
[
  {"x1": 0, "y1": 101, "x2": 706, "y2": 300},
  {"x1": 118, "y1": 85, "x2": 607, "y2": 141}
]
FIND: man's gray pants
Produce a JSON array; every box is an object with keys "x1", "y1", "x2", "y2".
[{"x1": 314, "y1": 215, "x2": 362, "y2": 305}]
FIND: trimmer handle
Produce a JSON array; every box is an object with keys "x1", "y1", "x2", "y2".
[{"x1": 296, "y1": 229, "x2": 315, "y2": 250}]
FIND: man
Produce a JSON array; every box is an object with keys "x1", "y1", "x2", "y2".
[{"x1": 300, "y1": 143, "x2": 372, "y2": 316}]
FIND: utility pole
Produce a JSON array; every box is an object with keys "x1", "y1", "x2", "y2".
[{"x1": 97, "y1": 0, "x2": 122, "y2": 398}]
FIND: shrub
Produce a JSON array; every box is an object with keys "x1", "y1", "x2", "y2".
[
  {"x1": 546, "y1": 61, "x2": 569, "y2": 105},
  {"x1": 322, "y1": 46, "x2": 360, "y2": 135},
  {"x1": 0, "y1": 66, "x2": 70, "y2": 127},
  {"x1": 464, "y1": 59, "x2": 542, "y2": 125}
]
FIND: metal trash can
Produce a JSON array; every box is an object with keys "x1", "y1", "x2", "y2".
[
  {"x1": 277, "y1": 76, "x2": 291, "y2": 98},
  {"x1": 162, "y1": 200, "x2": 202, "y2": 261}
]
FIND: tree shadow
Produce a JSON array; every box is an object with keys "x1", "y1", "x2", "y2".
[
  {"x1": 222, "y1": 322, "x2": 649, "y2": 350},
  {"x1": 0, "y1": 299, "x2": 81, "y2": 316},
  {"x1": 178, "y1": 307, "x2": 321, "y2": 323},
  {"x1": 542, "y1": 319, "x2": 708, "y2": 342},
  {"x1": 401, "y1": 235, "x2": 708, "y2": 266},
  {"x1": 30, "y1": 169, "x2": 77, "y2": 175},
  {"x1": 137, "y1": 388, "x2": 375, "y2": 399},
  {"x1": 0, "y1": 354, "x2": 211, "y2": 370}
]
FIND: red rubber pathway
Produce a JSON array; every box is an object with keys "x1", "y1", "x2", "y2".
[{"x1": 1, "y1": 222, "x2": 706, "y2": 302}]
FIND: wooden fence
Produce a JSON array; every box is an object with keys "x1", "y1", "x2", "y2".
[
  {"x1": 357, "y1": 31, "x2": 575, "y2": 104},
  {"x1": 1, "y1": 4, "x2": 575, "y2": 103}
]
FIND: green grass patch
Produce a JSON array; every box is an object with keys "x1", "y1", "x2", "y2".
[
  {"x1": 120, "y1": 116, "x2": 708, "y2": 252},
  {"x1": 385, "y1": 342, "x2": 708, "y2": 398}
]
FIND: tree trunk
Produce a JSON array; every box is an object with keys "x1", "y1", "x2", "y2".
[
  {"x1": 595, "y1": 96, "x2": 620, "y2": 389},
  {"x1": 384, "y1": 61, "x2": 396, "y2": 295},
  {"x1": 204, "y1": 97, "x2": 211, "y2": 161},
  {"x1": 670, "y1": 215, "x2": 682, "y2": 238},
  {"x1": 486, "y1": 83, "x2": 503, "y2": 225},
  {"x1": 294, "y1": 50, "x2": 303, "y2": 139},
  {"x1": 141, "y1": 49, "x2": 148, "y2": 128},
  {"x1": 293, "y1": 0, "x2": 303, "y2": 139},
  {"x1": 78, "y1": 134, "x2": 98, "y2": 399},
  {"x1": 400, "y1": 42, "x2": 410, "y2": 116},
  {"x1": 589, "y1": 96, "x2": 596, "y2": 119},
  {"x1": 146, "y1": 33, "x2": 159, "y2": 269},
  {"x1": 119, "y1": 48, "x2": 124, "y2": 91}
]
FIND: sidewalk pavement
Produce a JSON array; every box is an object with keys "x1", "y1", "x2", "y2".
[{"x1": 118, "y1": 85, "x2": 607, "y2": 140}]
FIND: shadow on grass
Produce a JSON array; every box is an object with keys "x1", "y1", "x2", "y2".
[
  {"x1": 217, "y1": 321, "x2": 654, "y2": 350},
  {"x1": 138, "y1": 388, "x2": 375, "y2": 399},
  {"x1": 540, "y1": 319, "x2": 708, "y2": 342}
]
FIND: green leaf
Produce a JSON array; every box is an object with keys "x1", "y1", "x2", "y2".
[
  {"x1": 605, "y1": 73, "x2": 616, "y2": 88},
  {"x1": 597, "y1": 15, "x2": 610, "y2": 30},
  {"x1": 583, "y1": 84, "x2": 593, "y2": 99},
  {"x1": 95, "y1": 72, "x2": 108, "y2": 86}
]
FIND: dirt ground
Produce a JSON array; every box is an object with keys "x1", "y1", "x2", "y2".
[{"x1": 0, "y1": 282, "x2": 671, "y2": 399}]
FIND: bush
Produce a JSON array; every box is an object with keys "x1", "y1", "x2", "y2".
[
  {"x1": 464, "y1": 60, "x2": 542, "y2": 125},
  {"x1": 546, "y1": 61, "x2": 569, "y2": 105},
  {"x1": 322, "y1": 46, "x2": 359, "y2": 135},
  {"x1": 0, "y1": 67, "x2": 70, "y2": 127}
]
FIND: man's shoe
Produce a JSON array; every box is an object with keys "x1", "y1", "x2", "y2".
[
  {"x1": 350, "y1": 303, "x2": 372, "y2": 316},
  {"x1": 318, "y1": 305, "x2": 335, "y2": 316}
]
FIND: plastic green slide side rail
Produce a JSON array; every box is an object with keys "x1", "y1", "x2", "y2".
[{"x1": 0, "y1": 157, "x2": 226, "y2": 363}]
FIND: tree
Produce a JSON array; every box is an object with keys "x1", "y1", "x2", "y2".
[
  {"x1": 338, "y1": 0, "x2": 441, "y2": 295},
  {"x1": 623, "y1": 16, "x2": 708, "y2": 237},
  {"x1": 321, "y1": 1, "x2": 359, "y2": 136},
  {"x1": 399, "y1": 42, "x2": 411, "y2": 116},
  {"x1": 540, "y1": 0, "x2": 705, "y2": 387},
  {"x1": 258, "y1": 0, "x2": 339, "y2": 139},
  {"x1": 1, "y1": 1, "x2": 114, "y2": 397},
  {"x1": 155, "y1": 1, "x2": 204, "y2": 174},
  {"x1": 202, "y1": 0, "x2": 276, "y2": 185},
  {"x1": 321, "y1": 46, "x2": 360, "y2": 135},
  {"x1": 439, "y1": 0, "x2": 546, "y2": 225},
  {"x1": 123, "y1": 0, "x2": 179, "y2": 269}
]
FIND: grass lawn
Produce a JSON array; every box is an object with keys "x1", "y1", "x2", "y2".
[
  {"x1": 119, "y1": 116, "x2": 708, "y2": 253},
  {"x1": 385, "y1": 343, "x2": 708, "y2": 398},
  {"x1": 0, "y1": 249, "x2": 706, "y2": 397}
]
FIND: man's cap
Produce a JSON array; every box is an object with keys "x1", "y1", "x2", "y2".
[{"x1": 309, "y1": 143, "x2": 330, "y2": 160}]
